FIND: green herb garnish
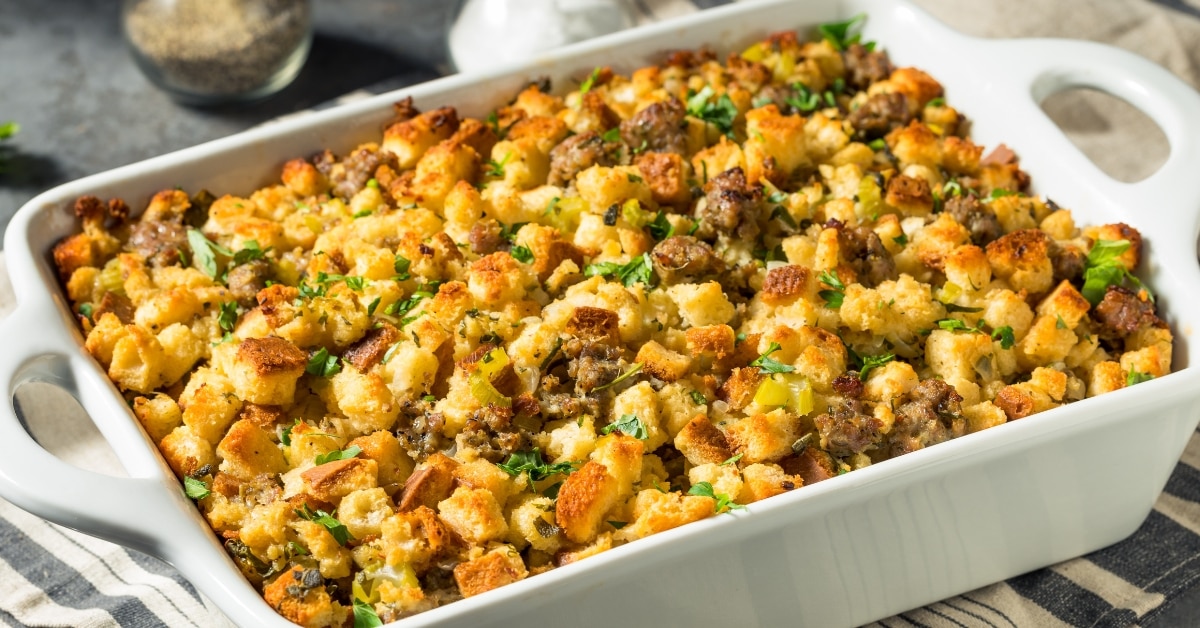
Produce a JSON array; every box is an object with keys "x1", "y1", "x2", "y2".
[
  {"x1": 1081, "y1": 239, "x2": 1151, "y2": 305},
  {"x1": 294, "y1": 505, "x2": 353, "y2": 545},
  {"x1": 306, "y1": 347, "x2": 342, "y2": 378},
  {"x1": 991, "y1": 326, "x2": 1015, "y2": 350},
  {"x1": 580, "y1": 67, "x2": 602, "y2": 94},
  {"x1": 1127, "y1": 370, "x2": 1154, "y2": 387},
  {"x1": 818, "y1": 270, "x2": 846, "y2": 309},
  {"x1": 601, "y1": 414, "x2": 649, "y2": 440},
  {"x1": 857, "y1": 353, "x2": 894, "y2": 381},
  {"x1": 751, "y1": 341, "x2": 795, "y2": 374},
  {"x1": 818, "y1": 14, "x2": 868, "y2": 51},
  {"x1": 592, "y1": 362, "x2": 644, "y2": 392},
  {"x1": 315, "y1": 445, "x2": 362, "y2": 466},
  {"x1": 688, "y1": 481, "x2": 745, "y2": 513},
  {"x1": 497, "y1": 448, "x2": 579, "y2": 490},
  {"x1": 583, "y1": 252, "x2": 655, "y2": 287},
  {"x1": 686, "y1": 86, "x2": 738, "y2": 137},
  {"x1": 510, "y1": 245, "x2": 534, "y2": 264},
  {"x1": 184, "y1": 476, "x2": 210, "y2": 500},
  {"x1": 485, "y1": 152, "x2": 512, "y2": 178}
]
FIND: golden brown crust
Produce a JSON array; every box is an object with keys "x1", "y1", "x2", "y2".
[
  {"x1": 566, "y1": 306, "x2": 622, "y2": 345},
  {"x1": 236, "y1": 337, "x2": 306, "y2": 377},
  {"x1": 761, "y1": 265, "x2": 812, "y2": 305},
  {"x1": 454, "y1": 549, "x2": 528, "y2": 598},
  {"x1": 674, "y1": 415, "x2": 734, "y2": 466}
]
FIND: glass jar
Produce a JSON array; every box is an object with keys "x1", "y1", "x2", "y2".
[
  {"x1": 448, "y1": 0, "x2": 634, "y2": 74},
  {"x1": 121, "y1": 0, "x2": 312, "y2": 105}
]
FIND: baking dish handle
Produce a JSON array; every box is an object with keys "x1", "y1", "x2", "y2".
[
  {"x1": 989, "y1": 38, "x2": 1200, "y2": 260},
  {"x1": 0, "y1": 300, "x2": 199, "y2": 559}
]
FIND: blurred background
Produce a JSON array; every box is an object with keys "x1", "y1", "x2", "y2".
[{"x1": 0, "y1": 0, "x2": 1196, "y2": 239}]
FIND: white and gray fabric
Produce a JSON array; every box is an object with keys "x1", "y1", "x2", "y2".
[{"x1": 1, "y1": 0, "x2": 1199, "y2": 626}]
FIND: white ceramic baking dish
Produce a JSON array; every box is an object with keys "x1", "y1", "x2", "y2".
[{"x1": 3, "y1": 0, "x2": 1200, "y2": 626}]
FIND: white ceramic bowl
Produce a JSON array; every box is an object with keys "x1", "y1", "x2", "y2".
[{"x1": 3, "y1": 1, "x2": 1200, "y2": 626}]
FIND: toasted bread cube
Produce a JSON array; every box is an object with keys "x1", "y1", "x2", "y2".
[
  {"x1": 159, "y1": 425, "x2": 216, "y2": 479},
  {"x1": 740, "y1": 463, "x2": 801, "y2": 504},
  {"x1": 292, "y1": 519, "x2": 353, "y2": 579},
  {"x1": 108, "y1": 325, "x2": 168, "y2": 393},
  {"x1": 397, "y1": 453, "x2": 459, "y2": 512},
  {"x1": 217, "y1": 419, "x2": 288, "y2": 481},
  {"x1": 133, "y1": 393, "x2": 182, "y2": 444},
  {"x1": 943, "y1": 245, "x2": 991, "y2": 293},
  {"x1": 574, "y1": 165, "x2": 653, "y2": 211},
  {"x1": 453, "y1": 546, "x2": 529, "y2": 598},
  {"x1": 986, "y1": 229, "x2": 1053, "y2": 296},
  {"x1": 382, "y1": 107, "x2": 460, "y2": 169},
  {"x1": 380, "y1": 505, "x2": 452, "y2": 571},
  {"x1": 337, "y1": 487, "x2": 393, "y2": 540},
  {"x1": 674, "y1": 415, "x2": 734, "y2": 466},
  {"x1": 589, "y1": 433, "x2": 645, "y2": 497},
  {"x1": 964, "y1": 401, "x2": 1007, "y2": 433},
  {"x1": 437, "y1": 486, "x2": 509, "y2": 544},
  {"x1": 263, "y1": 565, "x2": 346, "y2": 628},
  {"x1": 617, "y1": 488, "x2": 714, "y2": 541},
  {"x1": 348, "y1": 431, "x2": 413, "y2": 495},
  {"x1": 744, "y1": 105, "x2": 808, "y2": 183},
  {"x1": 667, "y1": 282, "x2": 735, "y2": 328},
  {"x1": 725, "y1": 410, "x2": 799, "y2": 464},
  {"x1": 180, "y1": 367, "x2": 243, "y2": 444},
  {"x1": 718, "y1": 367, "x2": 765, "y2": 412},
  {"x1": 301, "y1": 458, "x2": 379, "y2": 504},
  {"x1": 1017, "y1": 315, "x2": 1076, "y2": 368},
  {"x1": 863, "y1": 360, "x2": 920, "y2": 403},
  {"x1": 635, "y1": 152, "x2": 690, "y2": 207},
  {"x1": 325, "y1": 367, "x2": 399, "y2": 435},
  {"x1": 225, "y1": 337, "x2": 306, "y2": 406},
  {"x1": 925, "y1": 328, "x2": 993, "y2": 382},
  {"x1": 885, "y1": 174, "x2": 934, "y2": 216},
  {"x1": 555, "y1": 460, "x2": 620, "y2": 544},
  {"x1": 1036, "y1": 281, "x2": 1090, "y2": 329},
  {"x1": 453, "y1": 459, "x2": 517, "y2": 506},
  {"x1": 761, "y1": 265, "x2": 815, "y2": 307},
  {"x1": 1088, "y1": 360, "x2": 1125, "y2": 397},
  {"x1": 506, "y1": 494, "x2": 561, "y2": 553},
  {"x1": 941, "y1": 136, "x2": 982, "y2": 175},
  {"x1": 468, "y1": 252, "x2": 533, "y2": 305},
  {"x1": 281, "y1": 158, "x2": 328, "y2": 196},
  {"x1": 545, "y1": 416, "x2": 597, "y2": 463},
  {"x1": 685, "y1": 324, "x2": 737, "y2": 359},
  {"x1": 688, "y1": 462, "x2": 743, "y2": 499}
]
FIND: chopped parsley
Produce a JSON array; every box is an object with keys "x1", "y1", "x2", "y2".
[
  {"x1": 689, "y1": 390, "x2": 707, "y2": 405},
  {"x1": 601, "y1": 128, "x2": 621, "y2": 143},
  {"x1": 770, "y1": 205, "x2": 797, "y2": 229},
  {"x1": 78, "y1": 303, "x2": 94, "y2": 321},
  {"x1": 353, "y1": 599, "x2": 382, "y2": 628},
  {"x1": 231, "y1": 239, "x2": 267, "y2": 266},
  {"x1": 294, "y1": 505, "x2": 352, "y2": 545},
  {"x1": 187, "y1": 229, "x2": 232, "y2": 279},
  {"x1": 986, "y1": 188, "x2": 1017, "y2": 201},
  {"x1": 306, "y1": 347, "x2": 342, "y2": 378},
  {"x1": 785, "y1": 82, "x2": 822, "y2": 113},
  {"x1": 1081, "y1": 239, "x2": 1151, "y2": 305},
  {"x1": 583, "y1": 252, "x2": 655, "y2": 287},
  {"x1": 601, "y1": 414, "x2": 649, "y2": 440},
  {"x1": 991, "y1": 326, "x2": 1016, "y2": 349},
  {"x1": 366, "y1": 297, "x2": 381, "y2": 317},
  {"x1": 719, "y1": 453, "x2": 743, "y2": 467},
  {"x1": 942, "y1": 303, "x2": 983, "y2": 314},
  {"x1": 183, "y1": 476, "x2": 210, "y2": 500},
  {"x1": 818, "y1": 270, "x2": 846, "y2": 309},
  {"x1": 892, "y1": 233, "x2": 908, "y2": 246},
  {"x1": 857, "y1": 353, "x2": 894, "y2": 381},
  {"x1": 1127, "y1": 370, "x2": 1154, "y2": 387},
  {"x1": 818, "y1": 14, "x2": 869, "y2": 51},
  {"x1": 218, "y1": 301, "x2": 239, "y2": 333},
  {"x1": 314, "y1": 445, "x2": 362, "y2": 466},
  {"x1": 688, "y1": 481, "x2": 745, "y2": 513},
  {"x1": 352, "y1": 209, "x2": 372, "y2": 219},
  {"x1": 510, "y1": 245, "x2": 535, "y2": 264},
  {"x1": 497, "y1": 448, "x2": 578, "y2": 490},
  {"x1": 498, "y1": 221, "x2": 527, "y2": 243},
  {"x1": 868, "y1": 138, "x2": 887, "y2": 151},
  {"x1": 608, "y1": 520, "x2": 628, "y2": 529},
  {"x1": 927, "y1": 97, "x2": 946, "y2": 108},
  {"x1": 485, "y1": 152, "x2": 512, "y2": 178},
  {"x1": 751, "y1": 342, "x2": 796, "y2": 374},
  {"x1": 1056, "y1": 315, "x2": 1068, "y2": 330},
  {"x1": 647, "y1": 211, "x2": 675, "y2": 241},
  {"x1": 685, "y1": 86, "x2": 738, "y2": 137},
  {"x1": 280, "y1": 419, "x2": 300, "y2": 446}
]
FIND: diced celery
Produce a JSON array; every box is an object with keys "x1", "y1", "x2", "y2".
[{"x1": 754, "y1": 376, "x2": 790, "y2": 407}]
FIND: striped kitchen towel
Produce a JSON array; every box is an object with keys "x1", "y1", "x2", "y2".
[{"x1": 2, "y1": 0, "x2": 1200, "y2": 626}]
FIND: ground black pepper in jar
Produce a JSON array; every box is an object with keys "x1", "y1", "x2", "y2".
[{"x1": 122, "y1": 0, "x2": 312, "y2": 105}]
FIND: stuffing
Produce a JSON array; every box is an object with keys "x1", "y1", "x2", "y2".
[{"x1": 55, "y1": 24, "x2": 1171, "y2": 626}]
